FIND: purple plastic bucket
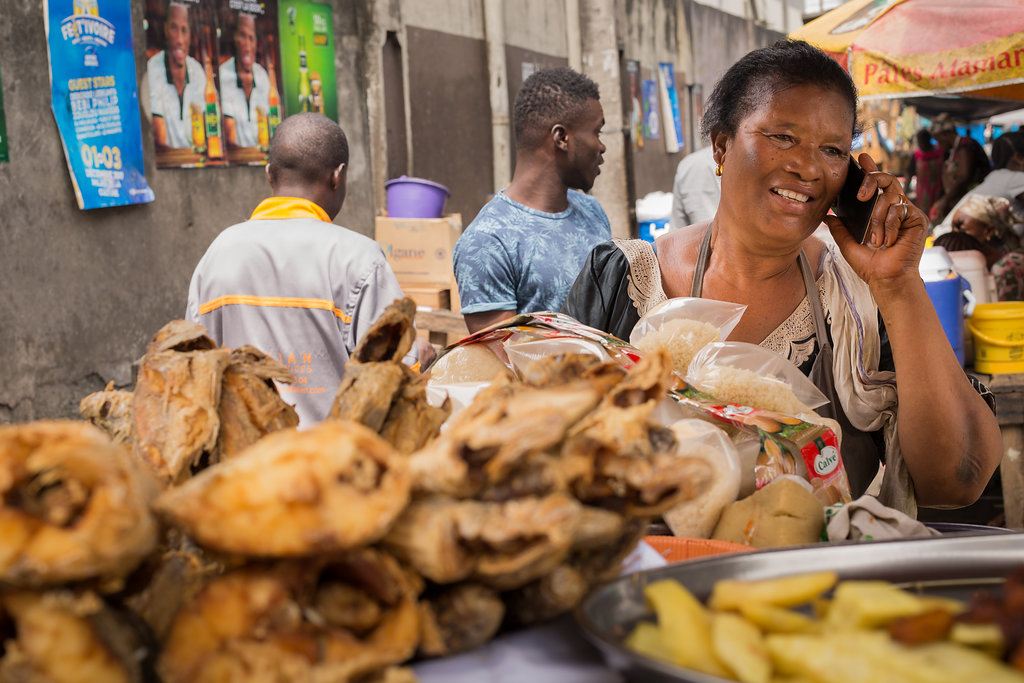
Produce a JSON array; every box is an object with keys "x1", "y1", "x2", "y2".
[{"x1": 385, "y1": 175, "x2": 451, "y2": 218}]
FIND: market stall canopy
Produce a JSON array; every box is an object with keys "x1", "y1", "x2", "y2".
[
  {"x1": 791, "y1": 0, "x2": 1024, "y2": 106},
  {"x1": 988, "y1": 106, "x2": 1024, "y2": 127}
]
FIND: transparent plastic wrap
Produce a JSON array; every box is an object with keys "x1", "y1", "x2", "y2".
[
  {"x1": 425, "y1": 381, "x2": 491, "y2": 426},
  {"x1": 504, "y1": 332, "x2": 610, "y2": 377},
  {"x1": 427, "y1": 339, "x2": 511, "y2": 384},
  {"x1": 660, "y1": 419, "x2": 742, "y2": 539},
  {"x1": 424, "y1": 312, "x2": 642, "y2": 429},
  {"x1": 686, "y1": 341, "x2": 829, "y2": 413},
  {"x1": 427, "y1": 312, "x2": 643, "y2": 376},
  {"x1": 629, "y1": 298, "x2": 747, "y2": 377}
]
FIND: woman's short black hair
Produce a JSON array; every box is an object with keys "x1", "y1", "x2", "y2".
[
  {"x1": 700, "y1": 39, "x2": 859, "y2": 142},
  {"x1": 991, "y1": 131, "x2": 1024, "y2": 170}
]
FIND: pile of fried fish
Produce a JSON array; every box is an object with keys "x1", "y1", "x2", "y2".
[{"x1": 0, "y1": 299, "x2": 711, "y2": 682}]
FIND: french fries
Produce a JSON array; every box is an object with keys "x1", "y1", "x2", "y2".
[
  {"x1": 627, "y1": 571, "x2": 1024, "y2": 683},
  {"x1": 711, "y1": 611, "x2": 771, "y2": 683},
  {"x1": 709, "y1": 571, "x2": 838, "y2": 611},
  {"x1": 644, "y1": 579, "x2": 731, "y2": 677}
]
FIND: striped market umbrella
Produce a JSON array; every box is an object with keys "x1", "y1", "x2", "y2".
[{"x1": 791, "y1": 0, "x2": 1024, "y2": 103}]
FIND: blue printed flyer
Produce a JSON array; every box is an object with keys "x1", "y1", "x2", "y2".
[{"x1": 44, "y1": 0, "x2": 154, "y2": 210}]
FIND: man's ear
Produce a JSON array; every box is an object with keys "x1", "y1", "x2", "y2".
[
  {"x1": 331, "y1": 162, "x2": 347, "y2": 190},
  {"x1": 551, "y1": 124, "x2": 569, "y2": 152},
  {"x1": 265, "y1": 163, "x2": 274, "y2": 187}
]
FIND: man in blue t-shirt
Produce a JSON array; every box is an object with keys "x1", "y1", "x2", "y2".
[{"x1": 453, "y1": 67, "x2": 612, "y2": 334}]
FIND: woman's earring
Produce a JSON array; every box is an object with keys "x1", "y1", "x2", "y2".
[{"x1": 715, "y1": 163, "x2": 723, "y2": 177}]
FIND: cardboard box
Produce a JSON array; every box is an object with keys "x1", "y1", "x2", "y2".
[
  {"x1": 403, "y1": 285, "x2": 451, "y2": 311},
  {"x1": 376, "y1": 215, "x2": 461, "y2": 285}
]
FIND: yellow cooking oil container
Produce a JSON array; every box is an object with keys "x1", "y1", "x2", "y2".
[{"x1": 966, "y1": 302, "x2": 1024, "y2": 374}]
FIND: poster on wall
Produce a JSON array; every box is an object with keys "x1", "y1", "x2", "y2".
[
  {"x1": 658, "y1": 62, "x2": 684, "y2": 154},
  {"x1": 278, "y1": 0, "x2": 336, "y2": 120},
  {"x1": 0, "y1": 61, "x2": 8, "y2": 162},
  {"x1": 44, "y1": 0, "x2": 154, "y2": 209},
  {"x1": 626, "y1": 60, "x2": 642, "y2": 149},
  {"x1": 641, "y1": 79, "x2": 659, "y2": 141},
  {"x1": 216, "y1": 0, "x2": 280, "y2": 165},
  {"x1": 144, "y1": 0, "x2": 225, "y2": 168}
]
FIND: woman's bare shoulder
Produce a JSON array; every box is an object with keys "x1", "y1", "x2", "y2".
[
  {"x1": 656, "y1": 222, "x2": 708, "y2": 259},
  {"x1": 655, "y1": 222, "x2": 709, "y2": 296}
]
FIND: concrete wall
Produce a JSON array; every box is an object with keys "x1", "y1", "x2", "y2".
[
  {"x1": 620, "y1": 0, "x2": 691, "y2": 200},
  {"x1": 0, "y1": 0, "x2": 377, "y2": 423},
  {"x1": 685, "y1": 1, "x2": 786, "y2": 101},
  {"x1": 695, "y1": 0, "x2": 803, "y2": 33}
]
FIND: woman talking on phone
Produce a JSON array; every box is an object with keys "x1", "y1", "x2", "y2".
[{"x1": 564, "y1": 40, "x2": 1001, "y2": 514}]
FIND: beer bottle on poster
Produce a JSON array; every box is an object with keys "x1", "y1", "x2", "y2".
[
  {"x1": 202, "y1": 33, "x2": 223, "y2": 159},
  {"x1": 191, "y1": 102, "x2": 206, "y2": 153},
  {"x1": 297, "y1": 34, "x2": 313, "y2": 113},
  {"x1": 266, "y1": 37, "x2": 281, "y2": 135},
  {"x1": 256, "y1": 106, "x2": 270, "y2": 150},
  {"x1": 310, "y1": 72, "x2": 323, "y2": 114}
]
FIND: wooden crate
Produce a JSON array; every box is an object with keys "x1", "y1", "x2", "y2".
[{"x1": 415, "y1": 309, "x2": 470, "y2": 348}]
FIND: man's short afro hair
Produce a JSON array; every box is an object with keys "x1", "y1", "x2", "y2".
[
  {"x1": 267, "y1": 113, "x2": 348, "y2": 186},
  {"x1": 513, "y1": 67, "x2": 600, "y2": 150}
]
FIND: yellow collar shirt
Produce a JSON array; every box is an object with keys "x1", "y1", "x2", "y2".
[{"x1": 185, "y1": 197, "x2": 407, "y2": 426}]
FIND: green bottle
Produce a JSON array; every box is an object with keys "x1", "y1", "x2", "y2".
[{"x1": 297, "y1": 34, "x2": 312, "y2": 113}]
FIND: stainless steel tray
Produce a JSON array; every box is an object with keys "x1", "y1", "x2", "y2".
[{"x1": 576, "y1": 534, "x2": 1024, "y2": 683}]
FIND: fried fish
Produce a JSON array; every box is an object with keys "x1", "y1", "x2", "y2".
[
  {"x1": 0, "y1": 421, "x2": 159, "y2": 587},
  {"x1": 153, "y1": 420, "x2": 411, "y2": 557}
]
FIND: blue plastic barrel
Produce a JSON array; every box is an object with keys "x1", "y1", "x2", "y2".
[
  {"x1": 638, "y1": 218, "x2": 671, "y2": 243},
  {"x1": 925, "y1": 275, "x2": 970, "y2": 366}
]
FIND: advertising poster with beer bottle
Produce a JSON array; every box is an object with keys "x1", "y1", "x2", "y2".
[
  {"x1": 44, "y1": 0, "x2": 155, "y2": 209},
  {"x1": 215, "y1": 0, "x2": 280, "y2": 165},
  {"x1": 278, "y1": 1, "x2": 336, "y2": 121},
  {"x1": 143, "y1": 0, "x2": 226, "y2": 168}
]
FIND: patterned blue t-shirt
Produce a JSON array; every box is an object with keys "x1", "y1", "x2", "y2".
[{"x1": 453, "y1": 189, "x2": 612, "y2": 315}]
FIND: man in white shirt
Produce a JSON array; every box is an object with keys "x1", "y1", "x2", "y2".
[
  {"x1": 147, "y1": 1, "x2": 205, "y2": 149},
  {"x1": 670, "y1": 145, "x2": 720, "y2": 228},
  {"x1": 219, "y1": 12, "x2": 270, "y2": 149}
]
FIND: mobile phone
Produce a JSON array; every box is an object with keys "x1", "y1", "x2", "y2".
[{"x1": 832, "y1": 156, "x2": 879, "y2": 245}]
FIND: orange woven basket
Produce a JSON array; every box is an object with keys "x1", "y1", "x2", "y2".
[{"x1": 644, "y1": 536, "x2": 753, "y2": 564}]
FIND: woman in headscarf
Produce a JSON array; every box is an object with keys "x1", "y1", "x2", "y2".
[{"x1": 950, "y1": 194, "x2": 1024, "y2": 301}]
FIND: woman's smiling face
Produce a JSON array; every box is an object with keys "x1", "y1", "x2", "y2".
[{"x1": 714, "y1": 83, "x2": 855, "y2": 246}]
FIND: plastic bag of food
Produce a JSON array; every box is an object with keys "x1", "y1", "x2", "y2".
[
  {"x1": 630, "y1": 298, "x2": 747, "y2": 377},
  {"x1": 424, "y1": 381, "x2": 492, "y2": 426},
  {"x1": 427, "y1": 340, "x2": 511, "y2": 384},
  {"x1": 504, "y1": 331, "x2": 610, "y2": 376},
  {"x1": 686, "y1": 341, "x2": 829, "y2": 414},
  {"x1": 670, "y1": 341, "x2": 851, "y2": 507},
  {"x1": 661, "y1": 419, "x2": 742, "y2": 539}
]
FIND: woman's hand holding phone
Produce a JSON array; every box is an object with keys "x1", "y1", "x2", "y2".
[{"x1": 824, "y1": 153, "x2": 929, "y2": 298}]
